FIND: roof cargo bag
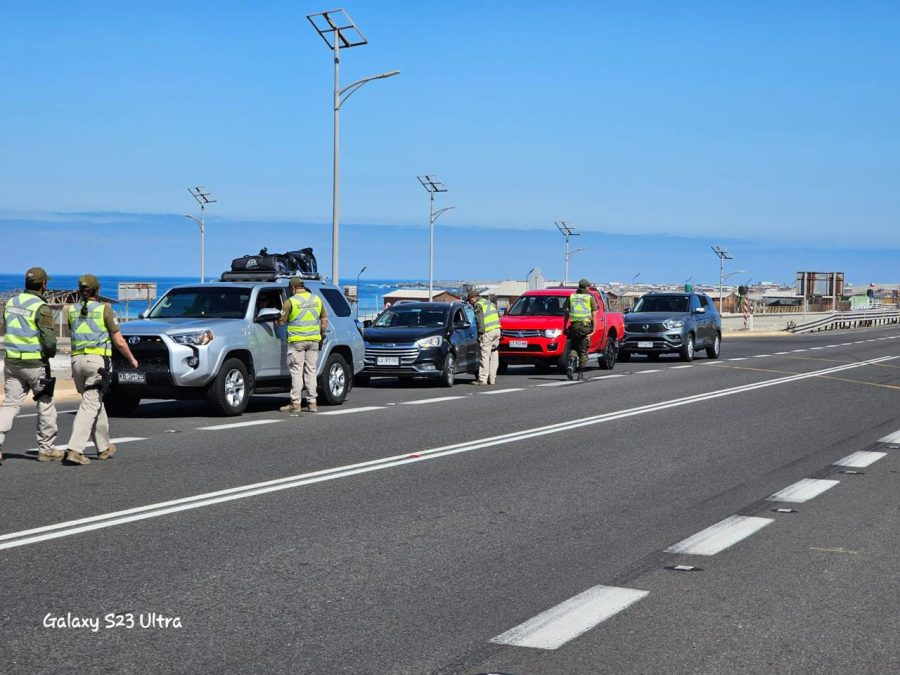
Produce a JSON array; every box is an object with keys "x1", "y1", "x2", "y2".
[{"x1": 286, "y1": 247, "x2": 317, "y2": 276}]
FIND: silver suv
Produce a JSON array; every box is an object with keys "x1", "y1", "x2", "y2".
[
  {"x1": 107, "y1": 276, "x2": 364, "y2": 416},
  {"x1": 619, "y1": 291, "x2": 722, "y2": 362}
]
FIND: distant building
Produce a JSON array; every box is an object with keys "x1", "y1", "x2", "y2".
[
  {"x1": 382, "y1": 289, "x2": 461, "y2": 307},
  {"x1": 477, "y1": 280, "x2": 529, "y2": 311}
]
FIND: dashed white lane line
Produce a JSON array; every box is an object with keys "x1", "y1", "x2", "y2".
[
  {"x1": 669, "y1": 365, "x2": 693, "y2": 369},
  {"x1": 664, "y1": 515, "x2": 773, "y2": 556},
  {"x1": 753, "y1": 354, "x2": 770, "y2": 358},
  {"x1": 318, "y1": 406, "x2": 386, "y2": 416},
  {"x1": 535, "y1": 381, "x2": 579, "y2": 387},
  {"x1": 200, "y1": 420, "x2": 283, "y2": 431},
  {"x1": 401, "y1": 396, "x2": 464, "y2": 405},
  {"x1": 728, "y1": 358, "x2": 747, "y2": 361},
  {"x1": 854, "y1": 341, "x2": 865, "y2": 344},
  {"x1": 19, "y1": 410, "x2": 77, "y2": 419},
  {"x1": 879, "y1": 429, "x2": 900, "y2": 443},
  {"x1": 478, "y1": 388, "x2": 524, "y2": 395},
  {"x1": 766, "y1": 478, "x2": 839, "y2": 503},
  {"x1": 636, "y1": 369, "x2": 661, "y2": 374},
  {"x1": 27, "y1": 437, "x2": 147, "y2": 453},
  {"x1": 774, "y1": 351, "x2": 790, "y2": 355},
  {"x1": 810, "y1": 347, "x2": 824, "y2": 350},
  {"x1": 590, "y1": 374, "x2": 626, "y2": 379},
  {"x1": 490, "y1": 585, "x2": 649, "y2": 650},
  {"x1": 833, "y1": 451, "x2": 887, "y2": 468},
  {"x1": 792, "y1": 349, "x2": 808, "y2": 352}
]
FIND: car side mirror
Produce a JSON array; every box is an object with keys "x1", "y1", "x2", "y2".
[
  {"x1": 138, "y1": 310, "x2": 148, "y2": 319},
  {"x1": 695, "y1": 306, "x2": 707, "y2": 314},
  {"x1": 256, "y1": 307, "x2": 281, "y2": 322},
  {"x1": 624, "y1": 308, "x2": 631, "y2": 314},
  {"x1": 455, "y1": 320, "x2": 471, "y2": 330},
  {"x1": 363, "y1": 319, "x2": 373, "y2": 328}
]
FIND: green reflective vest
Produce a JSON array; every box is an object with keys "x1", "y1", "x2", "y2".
[
  {"x1": 3, "y1": 292, "x2": 45, "y2": 361},
  {"x1": 569, "y1": 293, "x2": 593, "y2": 322},
  {"x1": 287, "y1": 292, "x2": 323, "y2": 342},
  {"x1": 476, "y1": 298, "x2": 500, "y2": 332},
  {"x1": 69, "y1": 301, "x2": 111, "y2": 356}
]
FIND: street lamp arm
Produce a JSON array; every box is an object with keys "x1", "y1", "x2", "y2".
[
  {"x1": 338, "y1": 70, "x2": 401, "y2": 108},
  {"x1": 184, "y1": 213, "x2": 203, "y2": 229},
  {"x1": 431, "y1": 206, "x2": 455, "y2": 224},
  {"x1": 568, "y1": 247, "x2": 586, "y2": 258}
]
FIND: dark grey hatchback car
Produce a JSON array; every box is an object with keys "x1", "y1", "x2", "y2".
[{"x1": 619, "y1": 292, "x2": 722, "y2": 362}]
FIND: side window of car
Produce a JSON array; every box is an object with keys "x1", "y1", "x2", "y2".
[
  {"x1": 700, "y1": 295, "x2": 714, "y2": 312},
  {"x1": 691, "y1": 294, "x2": 702, "y2": 312},
  {"x1": 319, "y1": 288, "x2": 352, "y2": 318},
  {"x1": 464, "y1": 305, "x2": 475, "y2": 324}
]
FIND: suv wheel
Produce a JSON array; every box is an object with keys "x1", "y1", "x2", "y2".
[
  {"x1": 680, "y1": 334, "x2": 695, "y2": 362},
  {"x1": 557, "y1": 340, "x2": 572, "y2": 373},
  {"x1": 706, "y1": 333, "x2": 721, "y2": 359},
  {"x1": 105, "y1": 387, "x2": 141, "y2": 417},
  {"x1": 319, "y1": 352, "x2": 349, "y2": 405},
  {"x1": 598, "y1": 339, "x2": 617, "y2": 370},
  {"x1": 207, "y1": 358, "x2": 251, "y2": 416},
  {"x1": 440, "y1": 352, "x2": 457, "y2": 387}
]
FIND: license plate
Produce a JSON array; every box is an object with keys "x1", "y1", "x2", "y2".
[
  {"x1": 376, "y1": 356, "x2": 400, "y2": 367},
  {"x1": 118, "y1": 371, "x2": 146, "y2": 384},
  {"x1": 638, "y1": 341, "x2": 654, "y2": 348},
  {"x1": 509, "y1": 340, "x2": 528, "y2": 348}
]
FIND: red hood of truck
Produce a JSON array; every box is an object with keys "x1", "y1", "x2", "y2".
[{"x1": 500, "y1": 314, "x2": 566, "y2": 330}]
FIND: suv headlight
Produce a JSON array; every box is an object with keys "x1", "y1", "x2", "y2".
[
  {"x1": 416, "y1": 336, "x2": 442, "y2": 349},
  {"x1": 170, "y1": 330, "x2": 214, "y2": 346},
  {"x1": 543, "y1": 329, "x2": 563, "y2": 338},
  {"x1": 662, "y1": 319, "x2": 685, "y2": 330}
]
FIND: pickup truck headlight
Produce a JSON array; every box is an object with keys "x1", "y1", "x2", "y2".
[
  {"x1": 170, "y1": 330, "x2": 214, "y2": 346},
  {"x1": 543, "y1": 329, "x2": 563, "y2": 338},
  {"x1": 662, "y1": 319, "x2": 685, "y2": 330},
  {"x1": 415, "y1": 336, "x2": 442, "y2": 349}
]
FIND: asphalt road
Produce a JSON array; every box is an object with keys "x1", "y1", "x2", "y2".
[{"x1": 1, "y1": 326, "x2": 898, "y2": 674}]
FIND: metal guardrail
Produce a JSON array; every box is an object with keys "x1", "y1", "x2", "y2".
[{"x1": 787, "y1": 308, "x2": 900, "y2": 334}]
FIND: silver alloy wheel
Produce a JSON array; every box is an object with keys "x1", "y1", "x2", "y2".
[
  {"x1": 687, "y1": 336, "x2": 694, "y2": 359},
  {"x1": 445, "y1": 353, "x2": 455, "y2": 385},
  {"x1": 224, "y1": 369, "x2": 245, "y2": 408},
  {"x1": 329, "y1": 362, "x2": 345, "y2": 398},
  {"x1": 712, "y1": 335, "x2": 720, "y2": 356}
]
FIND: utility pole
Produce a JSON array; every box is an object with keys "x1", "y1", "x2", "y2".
[
  {"x1": 711, "y1": 245, "x2": 733, "y2": 312},
  {"x1": 186, "y1": 187, "x2": 216, "y2": 283},
  {"x1": 418, "y1": 175, "x2": 454, "y2": 300},
  {"x1": 556, "y1": 221, "x2": 583, "y2": 285}
]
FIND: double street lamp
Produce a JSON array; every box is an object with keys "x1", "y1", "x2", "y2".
[
  {"x1": 556, "y1": 221, "x2": 584, "y2": 285},
  {"x1": 307, "y1": 8, "x2": 400, "y2": 286},
  {"x1": 185, "y1": 186, "x2": 216, "y2": 283},
  {"x1": 418, "y1": 175, "x2": 455, "y2": 301}
]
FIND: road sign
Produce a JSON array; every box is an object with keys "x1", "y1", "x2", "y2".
[{"x1": 118, "y1": 282, "x2": 157, "y2": 301}]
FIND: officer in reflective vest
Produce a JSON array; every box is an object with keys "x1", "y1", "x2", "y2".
[
  {"x1": 0, "y1": 267, "x2": 60, "y2": 463},
  {"x1": 63, "y1": 274, "x2": 139, "y2": 465},
  {"x1": 278, "y1": 277, "x2": 328, "y2": 414},
  {"x1": 566, "y1": 279, "x2": 599, "y2": 380},
  {"x1": 467, "y1": 290, "x2": 502, "y2": 385}
]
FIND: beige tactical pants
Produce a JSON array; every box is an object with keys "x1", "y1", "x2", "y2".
[
  {"x1": 0, "y1": 362, "x2": 58, "y2": 452},
  {"x1": 477, "y1": 329, "x2": 501, "y2": 384},
  {"x1": 67, "y1": 354, "x2": 111, "y2": 454},
  {"x1": 289, "y1": 341, "x2": 319, "y2": 403}
]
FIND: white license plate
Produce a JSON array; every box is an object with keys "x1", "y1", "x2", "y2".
[
  {"x1": 376, "y1": 356, "x2": 400, "y2": 367},
  {"x1": 509, "y1": 340, "x2": 528, "y2": 348},
  {"x1": 118, "y1": 371, "x2": 146, "y2": 384},
  {"x1": 638, "y1": 341, "x2": 654, "y2": 348}
]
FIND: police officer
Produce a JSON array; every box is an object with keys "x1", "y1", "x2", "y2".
[
  {"x1": 63, "y1": 275, "x2": 139, "y2": 465},
  {"x1": 467, "y1": 290, "x2": 501, "y2": 385},
  {"x1": 566, "y1": 279, "x2": 599, "y2": 381},
  {"x1": 278, "y1": 277, "x2": 328, "y2": 414},
  {"x1": 0, "y1": 267, "x2": 60, "y2": 463}
]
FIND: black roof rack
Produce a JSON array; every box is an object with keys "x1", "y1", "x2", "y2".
[{"x1": 219, "y1": 271, "x2": 322, "y2": 283}]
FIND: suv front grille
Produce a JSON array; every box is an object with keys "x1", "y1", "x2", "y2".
[
  {"x1": 114, "y1": 336, "x2": 170, "y2": 371},
  {"x1": 364, "y1": 345, "x2": 420, "y2": 367},
  {"x1": 501, "y1": 329, "x2": 543, "y2": 338},
  {"x1": 626, "y1": 322, "x2": 666, "y2": 333}
]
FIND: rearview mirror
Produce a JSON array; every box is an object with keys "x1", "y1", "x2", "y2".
[
  {"x1": 454, "y1": 320, "x2": 471, "y2": 330},
  {"x1": 256, "y1": 307, "x2": 281, "y2": 322},
  {"x1": 624, "y1": 307, "x2": 631, "y2": 314},
  {"x1": 695, "y1": 306, "x2": 707, "y2": 314}
]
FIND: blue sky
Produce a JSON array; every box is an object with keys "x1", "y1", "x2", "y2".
[{"x1": 1, "y1": 1, "x2": 897, "y2": 283}]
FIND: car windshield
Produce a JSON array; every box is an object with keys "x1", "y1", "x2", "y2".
[
  {"x1": 373, "y1": 306, "x2": 449, "y2": 328},
  {"x1": 507, "y1": 295, "x2": 568, "y2": 316},
  {"x1": 633, "y1": 295, "x2": 690, "y2": 313},
  {"x1": 149, "y1": 287, "x2": 251, "y2": 319}
]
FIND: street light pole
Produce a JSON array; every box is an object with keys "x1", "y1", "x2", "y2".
[
  {"x1": 711, "y1": 245, "x2": 733, "y2": 312},
  {"x1": 418, "y1": 175, "x2": 454, "y2": 301},
  {"x1": 355, "y1": 265, "x2": 366, "y2": 320},
  {"x1": 555, "y1": 221, "x2": 582, "y2": 285},
  {"x1": 186, "y1": 187, "x2": 216, "y2": 283},
  {"x1": 308, "y1": 9, "x2": 400, "y2": 287}
]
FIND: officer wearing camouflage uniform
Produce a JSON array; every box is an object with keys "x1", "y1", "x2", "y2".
[
  {"x1": 279, "y1": 277, "x2": 328, "y2": 414},
  {"x1": 468, "y1": 290, "x2": 501, "y2": 385},
  {"x1": 64, "y1": 274, "x2": 139, "y2": 465},
  {"x1": 566, "y1": 279, "x2": 599, "y2": 381},
  {"x1": 0, "y1": 267, "x2": 60, "y2": 463}
]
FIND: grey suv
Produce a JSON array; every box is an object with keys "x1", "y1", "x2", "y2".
[
  {"x1": 619, "y1": 292, "x2": 721, "y2": 362},
  {"x1": 107, "y1": 275, "x2": 364, "y2": 416}
]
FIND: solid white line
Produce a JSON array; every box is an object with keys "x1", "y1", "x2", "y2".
[
  {"x1": 0, "y1": 356, "x2": 893, "y2": 551},
  {"x1": 478, "y1": 388, "x2": 524, "y2": 395},
  {"x1": 27, "y1": 437, "x2": 147, "y2": 453},
  {"x1": 318, "y1": 406, "x2": 386, "y2": 416},
  {"x1": 199, "y1": 420, "x2": 283, "y2": 431},
  {"x1": 669, "y1": 365, "x2": 693, "y2": 369},
  {"x1": 753, "y1": 355, "x2": 770, "y2": 358},
  {"x1": 490, "y1": 585, "x2": 649, "y2": 650},
  {"x1": 535, "y1": 381, "x2": 579, "y2": 387},
  {"x1": 401, "y1": 396, "x2": 464, "y2": 405},
  {"x1": 766, "y1": 478, "x2": 839, "y2": 503},
  {"x1": 810, "y1": 347, "x2": 824, "y2": 350},
  {"x1": 590, "y1": 374, "x2": 626, "y2": 379},
  {"x1": 664, "y1": 515, "x2": 773, "y2": 556},
  {"x1": 833, "y1": 451, "x2": 887, "y2": 468},
  {"x1": 879, "y1": 429, "x2": 900, "y2": 443},
  {"x1": 854, "y1": 341, "x2": 865, "y2": 344},
  {"x1": 18, "y1": 409, "x2": 77, "y2": 419},
  {"x1": 792, "y1": 349, "x2": 808, "y2": 352},
  {"x1": 636, "y1": 369, "x2": 661, "y2": 374}
]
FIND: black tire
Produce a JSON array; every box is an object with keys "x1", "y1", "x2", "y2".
[
  {"x1": 353, "y1": 374, "x2": 370, "y2": 386},
  {"x1": 598, "y1": 339, "x2": 617, "y2": 370},
  {"x1": 319, "y1": 352, "x2": 349, "y2": 405},
  {"x1": 680, "y1": 333, "x2": 695, "y2": 362},
  {"x1": 497, "y1": 360, "x2": 509, "y2": 375},
  {"x1": 617, "y1": 350, "x2": 631, "y2": 362},
  {"x1": 207, "y1": 358, "x2": 251, "y2": 416},
  {"x1": 706, "y1": 332, "x2": 721, "y2": 359},
  {"x1": 440, "y1": 351, "x2": 457, "y2": 387},
  {"x1": 557, "y1": 341, "x2": 572, "y2": 373},
  {"x1": 105, "y1": 388, "x2": 141, "y2": 417}
]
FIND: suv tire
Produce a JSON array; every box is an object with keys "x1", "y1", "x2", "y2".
[
  {"x1": 440, "y1": 351, "x2": 457, "y2": 387},
  {"x1": 557, "y1": 340, "x2": 572, "y2": 373},
  {"x1": 207, "y1": 358, "x2": 251, "y2": 416},
  {"x1": 319, "y1": 352, "x2": 349, "y2": 405},
  {"x1": 706, "y1": 333, "x2": 721, "y2": 359},
  {"x1": 680, "y1": 333, "x2": 695, "y2": 362},
  {"x1": 105, "y1": 388, "x2": 141, "y2": 417},
  {"x1": 598, "y1": 339, "x2": 617, "y2": 370}
]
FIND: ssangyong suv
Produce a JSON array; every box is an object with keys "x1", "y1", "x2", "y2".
[
  {"x1": 106, "y1": 273, "x2": 364, "y2": 416},
  {"x1": 619, "y1": 291, "x2": 721, "y2": 362}
]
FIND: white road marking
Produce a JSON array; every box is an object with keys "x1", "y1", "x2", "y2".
[
  {"x1": 590, "y1": 374, "x2": 626, "y2": 379},
  {"x1": 840, "y1": 343, "x2": 852, "y2": 346},
  {"x1": 728, "y1": 358, "x2": 747, "y2": 361},
  {"x1": 669, "y1": 365, "x2": 693, "y2": 369},
  {"x1": 637, "y1": 369, "x2": 661, "y2": 374},
  {"x1": 833, "y1": 451, "x2": 887, "y2": 468},
  {"x1": 664, "y1": 515, "x2": 773, "y2": 556},
  {"x1": 401, "y1": 396, "x2": 464, "y2": 405},
  {"x1": 810, "y1": 347, "x2": 824, "y2": 350},
  {"x1": 318, "y1": 406, "x2": 386, "y2": 415},
  {"x1": 490, "y1": 585, "x2": 649, "y2": 650},
  {"x1": 854, "y1": 341, "x2": 865, "y2": 344},
  {"x1": 0, "y1": 356, "x2": 893, "y2": 551},
  {"x1": 18, "y1": 410, "x2": 77, "y2": 419},
  {"x1": 535, "y1": 381, "x2": 579, "y2": 387},
  {"x1": 199, "y1": 420, "x2": 283, "y2": 431},
  {"x1": 753, "y1": 355, "x2": 770, "y2": 358},
  {"x1": 879, "y1": 429, "x2": 900, "y2": 443},
  {"x1": 774, "y1": 351, "x2": 790, "y2": 355},
  {"x1": 792, "y1": 349, "x2": 808, "y2": 352},
  {"x1": 26, "y1": 437, "x2": 147, "y2": 453},
  {"x1": 478, "y1": 388, "x2": 524, "y2": 395},
  {"x1": 766, "y1": 478, "x2": 839, "y2": 503}
]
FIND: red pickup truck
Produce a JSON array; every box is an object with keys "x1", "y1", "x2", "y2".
[{"x1": 498, "y1": 287, "x2": 625, "y2": 373}]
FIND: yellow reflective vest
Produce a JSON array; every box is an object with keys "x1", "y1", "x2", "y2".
[
  {"x1": 3, "y1": 292, "x2": 45, "y2": 361},
  {"x1": 476, "y1": 298, "x2": 501, "y2": 333},
  {"x1": 569, "y1": 293, "x2": 593, "y2": 322},
  {"x1": 69, "y1": 301, "x2": 112, "y2": 356},
  {"x1": 287, "y1": 292, "x2": 324, "y2": 342}
]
